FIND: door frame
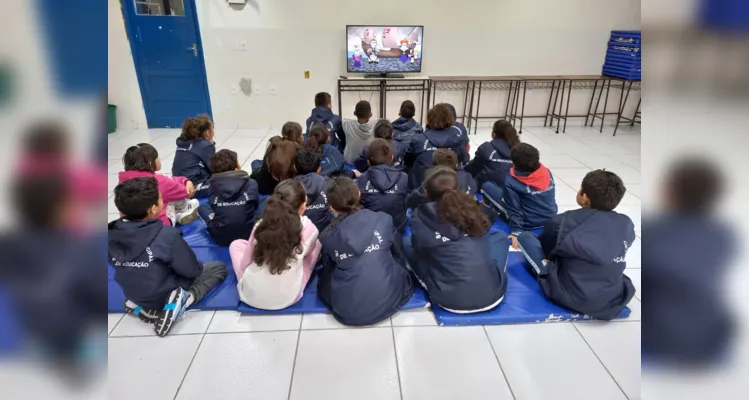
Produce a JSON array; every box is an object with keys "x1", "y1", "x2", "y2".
[{"x1": 120, "y1": 0, "x2": 213, "y2": 128}]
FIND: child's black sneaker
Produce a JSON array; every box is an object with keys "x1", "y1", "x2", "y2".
[{"x1": 124, "y1": 300, "x2": 159, "y2": 324}]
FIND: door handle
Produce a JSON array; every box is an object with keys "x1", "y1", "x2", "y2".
[{"x1": 187, "y1": 43, "x2": 198, "y2": 57}]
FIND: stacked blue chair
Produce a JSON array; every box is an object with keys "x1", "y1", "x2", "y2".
[{"x1": 602, "y1": 30, "x2": 641, "y2": 80}]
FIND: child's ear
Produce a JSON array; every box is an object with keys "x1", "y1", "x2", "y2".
[{"x1": 316, "y1": 166, "x2": 321, "y2": 173}]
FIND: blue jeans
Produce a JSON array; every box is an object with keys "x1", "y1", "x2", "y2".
[
  {"x1": 517, "y1": 231, "x2": 547, "y2": 276},
  {"x1": 481, "y1": 182, "x2": 506, "y2": 213},
  {"x1": 402, "y1": 231, "x2": 511, "y2": 286},
  {"x1": 250, "y1": 159, "x2": 262, "y2": 174},
  {"x1": 197, "y1": 203, "x2": 214, "y2": 223}
]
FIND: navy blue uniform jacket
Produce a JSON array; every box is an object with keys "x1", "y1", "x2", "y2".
[
  {"x1": 504, "y1": 169, "x2": 558, "y2": 234},
  {"x1": 108, "y1": 219, "x2": 203, "y2": 310},
  {"x1": 320, "y1": 143, "x2": 354, "y2": 178},
  {"x1": 538, "y1": 208, "x2": 636, "y2": 320},
  {"x1": 405, "y1": 127, "x2": 470, "y2": 189},
  {"x1": 207, "y1": 170, "x2": 260, "y2": 246},
  {"x1": 306, "y1": 106, "x2": 345, "y2": 150},
  {"x1": 392, "y1": 117, "x2": 423, "y2": 143},
  {"x1": 410, "y1": 203, "x2": 507, "y2": 311},
  {"x1": 357, "y1": 165, "x2": 409, "y2": 231},
  {"x1": 353, "y1": 139, "x2": 407, "y2": 172},
  {"x1": 318, "y1": 210, "x2": 414, "y2": 326},
  {"x1": 296, "y1": 172, "x2": 332, "y2": 232},
  {"x1": 465, "y1": 138, "x2": 513, "y2": 187},
  {"x1": 172, "y1": 137, "x2": 215, "y2": 185}
]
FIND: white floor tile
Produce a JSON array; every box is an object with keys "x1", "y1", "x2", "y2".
[
  {"x1": 542, "y1": 154, "x2": 587, "y2": 169},
  {"x1": 614, "y1": 154, "x2": 641, "y2": 170},
  {"x1": 626, "y1": 270, "x2": 641, "y2": 301},
  {"x1": 301, "y1": 313, "x2": 391, "y2": 330},
  {"x1": 574, "y1": 322, "x2": 641, "y2": 400},
  {"x1": 485, "y1": 323, "x2": 626, "y2": 400},
  {"x1": 290, "y1": 328, "x2": 401, "y2": 400},
  {"x1": 108, "y1": 196, "x2": 118, "y2": 214},
  {"x1": 391, "y1": 308, "x2": 437, "y2": 327},
  {"x1": 147, "y1": 134, "x2": 180, "y2": 156},
  {"x1": 108, "y1": 313, "x2": 124, "y2": 335},
  {"x1": 625, "y1": 183, "x2": 642, "y2": 198},
  {"x1": 394, "y1": 326, "x2": 513, "y2": 400},
  {"x1": 176, "y1": 331, "x2": 298, "y2": 400},
  {"x1": 108, "y1": 173, "x2": 119, "y2": 194},
  {"x1": 233, "y1": 128, "x2": 271, "y2": 138},
  {"x1": 110, "y1": 310, "x2": 214, "y2": 337},
  {"x1": 217, "y1": 137, "x2": 264, "y2": 163},
  {"x1": 550, "y1": 167, "x2": 593, "y2": 188},
  {"x1": 614, "y1": 204, "x2": 642, "y2": 232},
  {"x1": 108, "y1": 214, "x2": 120, "y2": 223},
  {"x1": 626, "y1": 239, "x2": 641, "y2": 269},
  {"x1": 207, "y1": 311, "x2": 301, "y2": 333},
  {"x1": 554, "y1": 181, "x2": 580, "y2": 206},
  {"x1": 108, "y1": 335, "x2": 202, "y2": 400},
  {"x1": 626, "y1": 298, "x2": 641, "y2": 321}
]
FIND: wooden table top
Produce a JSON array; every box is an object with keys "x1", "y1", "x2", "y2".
[{"x1": 429, "y1": 75, "x2": 521, "y2": 81}]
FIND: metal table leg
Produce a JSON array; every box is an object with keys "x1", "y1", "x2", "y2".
[
  {"x1": 562, "y1": 79, "x2": 573, "y2": 133},
  {"x1": 585, "y1": 79, "x2": 599, "y2": 126},
  {"x1": 461, "y1": 80, "x2": 471, "y2": 125},
  {"x1": 613, "y1": 80, "x2": 633, "y2": 136},
  {"x1": 473, "y1": 81, "x2": 483, "y2": 135},
  {"x1": 504, "y1": 81, "x2": 515, "y2": 121},
  {"x1": 545, "y1": 80, "x2": 557, "y2": 127},
  {"x1": 600, "y1": 79, "x2": 612, "y2": 133},
  {"x1": 556, "y1": 80, "x2": 566, "y2": 133},
  {"x1": 338, "y1": 80, "x2": 342, "y2": 119},
  {"x1": 519, "y1": 80, "x2": 527, "y2": 134}
]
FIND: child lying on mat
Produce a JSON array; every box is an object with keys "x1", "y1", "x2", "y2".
[
  {"x1": 119, "y1": 143, "x2": 199, "y2": 226},
  {"x1": 318, "y1": 177, "x2": 414, "y2": 326},
  {"x1": 198, "y1": 149, "x2": 259, "y2": 247},
  {"x1": 109, "y1": 177, "x2": 227, "y2": 337},
  {"x1": 517, "y1": 169, "x2": 636, "y2": 320},
  {"x1": 405, "y1": 167, "x2": 508, "y2": 314},
  {"x1": 230, "y1": 179, "x2": 322, "y2": 310}
]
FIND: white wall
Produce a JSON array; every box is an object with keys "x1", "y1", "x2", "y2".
[
  {"x1": 108, "y1": 0, "x2": 147, "y2": 129},
  {"x1": 109, "y1": 0, "x2": 641, "y2": 129}
]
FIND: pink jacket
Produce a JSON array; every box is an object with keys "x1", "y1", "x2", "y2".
[
  {"x1": 118, "y1": 170, "x2": 190, "y2": 226},
  {"x1": 230, "y1": 216, "x2": 322, "y2": 310}
]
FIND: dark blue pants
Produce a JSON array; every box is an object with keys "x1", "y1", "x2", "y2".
[
  {"x1": 250, "y1": 160, "x2": 262, "y2": 174},
  {"x1": 197, "y1": 203, "x2": 214, "y2": 223},
  {"x1": 194, "y1": 181, "x2": 211, "y2": 199},
  {"x1": 517, "y1": 231, "x2": 547, "y2": 276},
  {"x1": 481, "y1": 182, "x2": 506, "y2": 213}
]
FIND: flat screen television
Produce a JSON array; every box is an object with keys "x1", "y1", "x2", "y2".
[{"x1": 346, "y1": 25, "x2": 424, "y2": 74}]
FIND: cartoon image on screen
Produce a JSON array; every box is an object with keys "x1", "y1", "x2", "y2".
[{"x1": 347, "y1": 26, "x2": 423, "y2": 73}]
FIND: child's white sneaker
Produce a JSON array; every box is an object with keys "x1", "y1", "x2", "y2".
[{"x1": 175, "y1": 199, "x2": 200, "y2": 225}]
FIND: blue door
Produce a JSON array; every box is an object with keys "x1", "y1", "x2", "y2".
[{"x1": 122, "y1": 0, "x2": 212, "y2": 128}]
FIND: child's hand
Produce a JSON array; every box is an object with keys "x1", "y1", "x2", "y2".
[
  {"x1": 186, "y1": 181, "x2": 195, "y2": 197},
  {"x1": 508, "y1": 235, "x2": 519, "y2": 250},
  {"x1": 353, "y1": 169, "x2": 361, "y2": 178}
]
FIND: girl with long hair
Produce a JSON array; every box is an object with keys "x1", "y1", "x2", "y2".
[
  {"x1": 465, "y1": 119, "x2": 520, "y2": 205},
  {"x1": 172, "y1": 115, "x2": 215, "y2": 198},
  {"x1": 250, "y1": 136, "x2": 301, "y2": 195}
]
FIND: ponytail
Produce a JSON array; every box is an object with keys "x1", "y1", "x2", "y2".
[
  {"x1": 305, "y1": 122, "x2": 329, "y2": 153},
  {"x1": 122, "y1": 143, "x2": 159, "y2": 172},
  {"x1": 252, "y1": 180, "x2": 306, "y2": 275},
  {"x1": 325, "y1": 177, "x2": 360, "y2": 229},
  {"x1": 180, "y1": 115, "x2": 213, "y2": 141},
  {"x1": 426, "y1": 166, "x2": 489, "y2": 237},
  {"x1": 492, "y1": 120, "x2": 520, "y2": 148}
]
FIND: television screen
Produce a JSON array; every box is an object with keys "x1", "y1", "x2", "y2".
[{"x1": 346, "y1": 26, "x2": 424, "y2": 73}]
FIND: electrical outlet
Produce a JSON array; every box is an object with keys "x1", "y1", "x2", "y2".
[
  {"x1": 253, "y1": 87, "x2": 261, "y2": 95},
  {"x1": 239, "y1": 40, "x2": 248, "y2": 51},
  {"x1": 269, "y1": 85, "x2": 277, "y2": 95}
]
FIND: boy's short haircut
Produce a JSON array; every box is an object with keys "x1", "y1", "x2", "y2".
[
  {"x1": 399, "y1": 100, "x2": 416, "y2": 119},
  {"x1": 510, "y1": 143, "x2": 541, "y2": 173},
  {"x1": 325, "y1": 177, "x2": 360, "y2": 214},
  {"x1": 114, "y1": 177, "x2": 160, "y2": 220},
  {"x1": 664, "y1": 156, "x2": 723, "y2": 214},
  {"x1": 314, "y1": 92, "x2": 332, "y2": 108},
  {"x1": 373, "y1": 119, "x2": 394, "y2": 140},
  {"x1": 432, "y1": 148, "x2": 458, "y2": 170},
  {"x1": 426, "y1": 104, "x2": 455, "y2": 131},
  {"x1": 580, "y1": 169, "x2": 626, "y2": 211},
  {"x1": 210, "y1": 149, "x2": 239, "y2": 174},
  {"x1": 295, "y1": 147, "x2": 322, "y2": 175},
  {"x1": 354, "y1": 101, "x2": 372, "y2": 119},
  {"x1": 367, "y1": 138, "x2": 393, "y2": 166}
]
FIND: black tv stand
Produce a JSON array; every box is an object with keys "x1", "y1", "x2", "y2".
[{"x1": 364, "y1": 73, "x2": 405, "y2": 78}]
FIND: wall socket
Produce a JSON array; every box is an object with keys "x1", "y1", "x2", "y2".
[
  {"x1": 269, "y1": 85, "x2": 277, "y2": 95},
  {"x1": 253, "y1": 87, "x2": 262, "y2": 95}
]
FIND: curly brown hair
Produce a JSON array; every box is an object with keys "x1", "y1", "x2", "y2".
[
  {"x1": 426, "y1": 104, "x2": 455, "y2": 131},
  {"x1": 425, "y1": 166, "x2": 489, "y2": 237},
  {"x1": 282, "y1": 122, "x2": 303, "y2": 143},
  {"x1": 180, "y1": 115, "x2": 213, "y2": 141},
  {"x1": 432, "y1": 148, "x2": 458, "y2": 170},
  {"x1": 252, "y1": 179, "x2": 307, "y2": 275}
]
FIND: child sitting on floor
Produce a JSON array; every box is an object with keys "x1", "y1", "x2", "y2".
[
  {"x1": 342, "y1": 100, "x2": 377, "y2": 164},
  {"x1": 294, "y1": 147, "x2": 332, "y2": 232},
  {"x1": 306, "y1": 122, "x2": 355, "y2": 178},
  {"x1": 517, "y1": 169, "x2": 635, "y2": 320},
  {"x1": 119, "y1": 143, "x2": 199, "y2": 225},
  {"x1": 306, "y1": 92, "x2": 345, "y2": 152},
  {"x1": 354, "y1": 119, "x2": 407, "y2": 172},
  {"x1": 407, "y1": 148, "x2": 477, "y2": 209},
  {"x1": 172, "y1": 115, "x2": 216, "y2": 198},
  {"x1": 249, "y1": 122, "x2": 304, "y2": 173},
  {"x1": 109, "y1": 177, "x2": 227, "y2": 336},
  {"x1": 318, "y1": 177, "x2": 414, "y2": 326},
  {"x1": 502, "y1": 143, "x2": 558, "y2": 249},
  {"x1": 357, "y1": 139, "x2": 409, "y2": 232},
  {"x1": 391, "y1": 100, "x2": 423, "y2": 143},
  {"x1": 251, "y1": 136, "x2": 300, "y2": 195},
  {"x1": 197, "y1": 149, "x2": 259, "y2": 247},
  {"x1": 405, "y1": 167, "x2": 508, "y2": 313},
  {"x1": 405, "y1": 104, "x2": 470, "y2": 190},
  {"x1": 230, "y1": 179, "x2": 322, "y2": 310},
  {"x1": 466, "y1": 120, "x2": 518, "y2": 194}
]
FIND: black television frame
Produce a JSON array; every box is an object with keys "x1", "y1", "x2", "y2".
[{"x1": 345, "y1": 25, "x2": 425, "y2": 74}]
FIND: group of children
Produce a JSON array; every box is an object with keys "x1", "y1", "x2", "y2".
[{"x1": 108, "y1": 92, "x2": 636, "y2": 336}]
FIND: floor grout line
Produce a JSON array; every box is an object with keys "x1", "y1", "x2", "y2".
[
  {"x1": 108, "y1": 314, "x2": 125, "y2": 337},
  {"x1": 482, "y1": 326, "x2": 517, "y2": 400},
  {"x1": 571, "y1": 322, "x2": 630, "y2": 400},
  {"x1": 390, "y1": 320, "x2": 405, "y2": 400},
  {"x1": 172, "y1": 311, "x2": 217, "y2": 400},
  {"x1": 285, "y1": 315, "x2": 304, "y2": 400}
]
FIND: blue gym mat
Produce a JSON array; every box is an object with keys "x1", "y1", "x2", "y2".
[
  {"x1": 431, "y1": 252, "x2": 631, "y2": 326},
  {"x1": 0, "y1": 290, "x2": 23, "y2": 355},
  {"x1": 237, "y1": 275, "x2": 429, "y2": 314}
]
